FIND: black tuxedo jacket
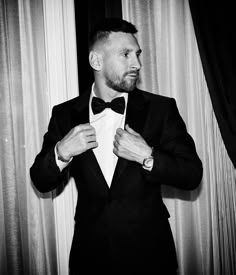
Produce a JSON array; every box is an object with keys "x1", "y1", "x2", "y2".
[{"x1": 30, "y1": 88, "x2": 202, "y2": 273}]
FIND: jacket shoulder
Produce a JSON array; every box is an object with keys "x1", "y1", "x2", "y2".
[
  {"x1": 136, "y1": 88, "x2": 175, "y2": 104},
  {"x1": 53, "y1": 96, "x2": 80, "y2": 110},
  {"x1": 52, "y1": 90, "x2": 90, "y2": 112}
]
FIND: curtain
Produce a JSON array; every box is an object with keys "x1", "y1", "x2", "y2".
[
  {"x1": 189, "y1": 1, "x2": 236, "y2": 168},
  {"x1": 122, "y1": 0, "x2": 236, "y2": 274},
  {"x1": 0, "y1": 0, "x2": 78, "y2": 274},
  {"x1": 42, "y1": 0, "x2": 79, "y2": 274},
  {"x1": 0, "y1": 0, "x2": 57, "y2": 274},
  {"x1": 74, "y1": 0, "x2": 122, "y2": 93}
]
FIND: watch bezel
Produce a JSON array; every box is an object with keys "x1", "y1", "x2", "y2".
[{"x1": 142, "y1": 155, "x2": 154, "y2": 169}]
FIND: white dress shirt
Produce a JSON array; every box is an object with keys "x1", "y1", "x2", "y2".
[{"x1": 89, "y1": 86, "x2": 128, "y2": 187}]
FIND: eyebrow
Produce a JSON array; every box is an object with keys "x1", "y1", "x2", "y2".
[{"x1": 120, "y1": 48, "x2": 142, "y2": 54}]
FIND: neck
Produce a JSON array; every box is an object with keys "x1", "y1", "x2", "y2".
[{"x1": 93, "y1": 82, "x2": 124, "y2": 102}]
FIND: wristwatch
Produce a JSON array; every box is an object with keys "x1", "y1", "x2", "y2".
[
  {"x1": 142, "y1": 155, "x2": 154, "y2": 169},
  {"x1": 142, "y1": 147, "x2": 154, "y2": 169}
]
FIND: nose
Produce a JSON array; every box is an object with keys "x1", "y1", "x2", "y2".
[{"x1": 131, "y1": 55, "x2": 142, "y2": 71}]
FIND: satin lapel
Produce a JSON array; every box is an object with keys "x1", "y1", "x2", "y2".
[
  {"x1": 71, "y1": 91, "x2": 90, "y2": 127},
  {"x1": 110, "y1": 89, "x2": 149, "y2": 190},
  {"x1": 71, "y1": 91, "x2": 109, "y2": 191}
]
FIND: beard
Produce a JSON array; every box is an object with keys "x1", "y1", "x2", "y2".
[{"x1": 105, "y1": 71, "x2": 138, "y2": 93}]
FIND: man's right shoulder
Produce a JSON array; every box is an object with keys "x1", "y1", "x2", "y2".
[
  {"x1": 53, "y1": 90, "x2": 91, "y2": 111},
  {"x1": 54, "y1": 96, "x2": 80, "y2": 109}
]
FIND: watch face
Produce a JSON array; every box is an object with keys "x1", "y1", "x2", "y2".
[{"x1": 144, "y1": 157, "x2": 154, "y2": 168}]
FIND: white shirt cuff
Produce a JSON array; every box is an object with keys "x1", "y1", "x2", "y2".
[{"x1": 54, "y1": 144, "x2": 72, "y2": 171}]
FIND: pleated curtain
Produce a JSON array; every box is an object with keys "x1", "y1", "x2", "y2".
[{"x1": 0, "y1": 0, "x2": 235, "y2": 274}]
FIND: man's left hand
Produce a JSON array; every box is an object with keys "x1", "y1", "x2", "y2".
[{"x1": 113, "y1": 124, "x2": 152, "y2": 164}]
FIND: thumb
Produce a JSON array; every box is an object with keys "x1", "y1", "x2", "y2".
[{"x1": 125, "y1": 124, "x2": 140, "y2": 136}]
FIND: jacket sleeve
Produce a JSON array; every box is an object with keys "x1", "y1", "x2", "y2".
[
  {"x1": 30, "y1": 107, "x2": 70, "y2": 193},
  {"x1": 147, "y1": 98, "x2": 203, "y2": 190}
]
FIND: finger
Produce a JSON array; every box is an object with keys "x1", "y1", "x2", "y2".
[
  {"x1": 113, "y1": 146, "x2": 121, "y2": 157},
  {"x1": 125, "y1": 124, "x2": 139, "y2": 136},
  {"x1": 113, "y1": 139, "x2": 122, "y2": 152},
  {"x1": 84, "y1": 128, "x2": 96, "y2": 137},
  {"x1": 87, "y1": 135, "x2": 97, "y2": 143},
  {"x1": 113, "y1": 139, "x2": 118, "y2": 149},
  {"x1": 113, "y1": 147, "x2": 118, "y2": 156},
  {"x1": 116, "y1": 128, "x2": 125, "y2": 136},
  {"x1": 75, "y1": 123, "x2": 94, "y2": 131},
  {"x1": 114, "y1": 134, "x2": 120, "y2": 142},
  {"x1": 87, "y1": 141, "x2": 98, "y2": 149}
]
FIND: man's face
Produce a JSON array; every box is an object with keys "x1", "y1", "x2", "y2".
[{"x1": 100, "y1": 32, "x2": 142, "y2": 93}]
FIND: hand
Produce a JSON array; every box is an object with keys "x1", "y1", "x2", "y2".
[
  {"x1": 57, "y1": 123, "x2": 98, "y2": 160},
  {"x1": 113, "y1": 124, "x2": 152, "y2": 164}
]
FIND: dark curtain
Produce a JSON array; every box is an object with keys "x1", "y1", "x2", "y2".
[
  {"x1": 189, "y1": 1, "x2": 236, "y2": 168},
  {"x1": 74, "y1": 0, "x2": 122, "y2": 93}
]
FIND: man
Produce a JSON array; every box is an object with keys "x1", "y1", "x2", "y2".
[{"x1": 30, "y1": 18, "x2": 203, "y2": 274}]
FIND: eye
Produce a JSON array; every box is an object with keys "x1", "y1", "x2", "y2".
[
  {"x1": 136, "y1": 50, "x2": 142, "y2": 57},
  {"x1": 123, "y1": 51, "x2": 129, "y2": 58}
]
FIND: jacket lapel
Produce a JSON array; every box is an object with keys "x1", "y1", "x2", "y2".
[
  {"x1": 71, "y1": 91, "x2": 109, "y2": 192},
  {"x1": 110, "y1": 89, "x2": 149, "y2": 190},
  {"x1": 71, "y1": 90, "x2": 90, "y2": 127}
]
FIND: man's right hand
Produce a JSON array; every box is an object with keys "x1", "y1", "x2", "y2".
[{"x1": 56, "y1": 123, "x2": 98, "y2": 161}]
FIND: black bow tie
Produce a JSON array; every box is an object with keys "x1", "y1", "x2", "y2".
[{"x1": 91, "y1": 96, "x2": 125, "y2": 115}]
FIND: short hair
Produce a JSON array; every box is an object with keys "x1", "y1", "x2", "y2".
[{"x1": 88, "y1": 18, "x2": 138, "y2": 51}]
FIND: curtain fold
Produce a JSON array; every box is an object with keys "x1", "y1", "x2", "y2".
[
  {"x1": 0, "y1": 3, "x2": 22, "y2": 273},
  {"x1": 188, "y1": 1, "x2": 236, "y2": 168},
  {"x1": 39, "y1": 0, "x2": 79, "y2": 274},
  {"x1": 0, "y1": 0, "x2": 58, "y2": 274},
  {"x1": 122, "y1": 0, "x2": 236, "y2": 274}
]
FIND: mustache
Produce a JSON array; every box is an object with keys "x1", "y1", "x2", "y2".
[{"x1": 124, "y1": 70, "x2": 140, "y2": 77}]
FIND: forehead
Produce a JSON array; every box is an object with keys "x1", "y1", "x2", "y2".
[{"x1": 103, "y1": 32, "x2": 140, "y2": 52}]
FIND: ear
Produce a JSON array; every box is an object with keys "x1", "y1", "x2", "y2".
[{"x1": 89, "y1": 51, "x2": 102, "y2": 71}]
